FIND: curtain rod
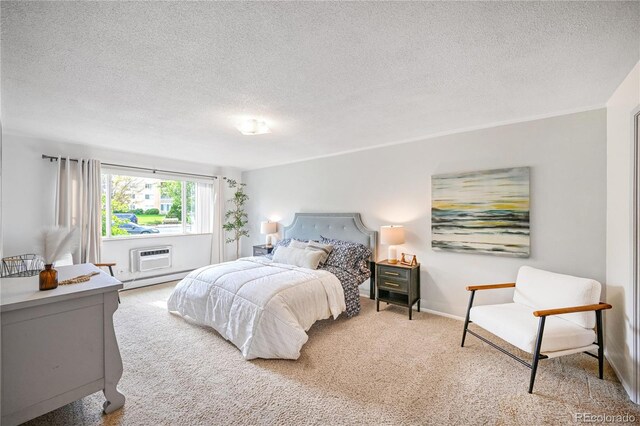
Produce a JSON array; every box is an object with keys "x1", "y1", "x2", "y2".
[{"x1": 42, "y1": 154, "x2": 219, "y2": 180}]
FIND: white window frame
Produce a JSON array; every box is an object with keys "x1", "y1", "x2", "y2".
[{"x1": 102, "y1": 173, "x2": 210, "y2": 240}]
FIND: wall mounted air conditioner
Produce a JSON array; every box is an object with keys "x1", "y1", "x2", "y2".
[{"x1": 130, "y1": 246, "x2": 172, "y2": 273}]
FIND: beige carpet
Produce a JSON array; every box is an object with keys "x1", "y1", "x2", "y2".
[{"x1": 25, "y1": 281, "x2": 640, "y2": 426}]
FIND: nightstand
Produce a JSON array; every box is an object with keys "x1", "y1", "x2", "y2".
[
  {"x1": 375, "y1": 260, "x2": 421, "y2": 320},
  {"x1": 253, "y1": 244, "x2": 274, "y2": 256}
]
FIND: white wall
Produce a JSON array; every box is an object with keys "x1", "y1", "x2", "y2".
[
  {"x1": 101, "y1": 234, "x2": 213, "y2": 284},
  {"x1": 242, "y1": 109, "x2": 607, "y2": 318},
  {"x1": 605, "y1": 62, "x2": 640, "y2": 403},
  {"x1": 1, "y1": 133, "x2": 242, "y2": 286}
]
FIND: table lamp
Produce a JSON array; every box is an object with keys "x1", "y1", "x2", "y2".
[
  {"x1": 380, "y1": 225, "x2": 405, "y2": 264},
  {"x1": 260, "y1": 221, "x2": 277, "y2": 247}
]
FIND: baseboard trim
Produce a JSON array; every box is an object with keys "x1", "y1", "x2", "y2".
[
  {"x1": 605, "y1": 347, "x2": 638, "y2": 404},
  {"x1": 419, "y1": 307, "x2": 464, "y2": 322},
  {"x1": 359, "y1": 292, "x2": 464, "y2": 321}
]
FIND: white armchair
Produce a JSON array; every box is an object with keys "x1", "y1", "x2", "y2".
[{"x1": 461, "y1": 266, "x2": 612, "y2": 393}]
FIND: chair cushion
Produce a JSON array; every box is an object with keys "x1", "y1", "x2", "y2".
[
  {"x1": 470, "y1": 303, "x2": 596, "y2": 354},
  {"x1": 513, "y1": 266, "x2": 600, "y2": 329}
]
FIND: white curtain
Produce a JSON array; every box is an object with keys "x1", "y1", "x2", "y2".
[
  {"x1": 194, "y1": 180, "x2": 224, "y2": 264},
  {"x1": 210, "y1": 177, "x2": 225, "y2": 264},
  {"x1": 195, "y1": 182, "x2": 214, "y2": 234},
  {"x1": 55, "y1": 157, "x2": 102, "y2": 264}
]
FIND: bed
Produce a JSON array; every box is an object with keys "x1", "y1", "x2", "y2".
[{"x1": 167, "y1": 213, "x2": 377, "y2": 359}]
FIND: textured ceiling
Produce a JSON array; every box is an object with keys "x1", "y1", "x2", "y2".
[{"x1": 1, "y1": 1, "x2": 639, "y2": 170}]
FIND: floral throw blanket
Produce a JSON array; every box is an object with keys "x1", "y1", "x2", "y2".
[{"x1": 319, "y1": 264, "x2": 370, "y2": 317}]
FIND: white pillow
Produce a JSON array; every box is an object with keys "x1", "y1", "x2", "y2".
[
  {"x1": 272, "y1": 246, "x2": 323, "y2": 270},
  {"x1": 305, "y1": 241, "x2": 333, "y2": 265},
  {"x1": 289, "y1": 239, "x2": 308, "y2": 249}
]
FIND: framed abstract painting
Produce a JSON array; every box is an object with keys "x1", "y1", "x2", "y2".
[{"x1": 431, "y1": 167, "x2": 530, "y2": 258}]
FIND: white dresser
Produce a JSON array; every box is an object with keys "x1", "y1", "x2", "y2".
[{"x1": 0, "y1": 263, "x2": 125, "y2": 426}]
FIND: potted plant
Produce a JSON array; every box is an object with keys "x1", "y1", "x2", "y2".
[{"x1": 222, "y1": 178, "x2": 249, "y2": 260}]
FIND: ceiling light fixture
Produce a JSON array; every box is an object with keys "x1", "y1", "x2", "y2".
[{"x1": 237, "y1": 119, "x2": 271, "y2": 136}]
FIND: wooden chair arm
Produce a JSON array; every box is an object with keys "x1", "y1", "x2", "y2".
[
  {"x1": 533, "y1": 303, "x2": 612, "y2": 317},
  {"x1": 466, "y1": 283, "x2": 516, "y2": 291},
  {"x1": 94, "y1": 263, "x2": 116, "y2": 267}
]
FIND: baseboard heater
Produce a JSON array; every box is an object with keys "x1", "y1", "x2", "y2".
[
  {"x1": 130, "y1": 246, "x2": 172, "y2": 273},
  {"x1": 121, "y1": 269, "x2": 192, "y2": 284}
]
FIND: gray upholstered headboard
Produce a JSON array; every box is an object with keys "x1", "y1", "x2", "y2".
[{"x1": 283, "y1": 213, "x2": 377, "y2": 261}]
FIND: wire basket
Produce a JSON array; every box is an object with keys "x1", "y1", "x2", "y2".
[{"x1": 1, "y1": 254, "x2": 44, "y2": 278}]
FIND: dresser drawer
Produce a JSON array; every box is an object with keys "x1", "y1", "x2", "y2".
[
  {"x1": 375, "y1": 261, "x2": 421, "y2": 319},
  {"x1": 378, "y1": 278, "x2": 408, "y2": 294},
  {"x1": 378, "y1": 265, "x2": 410, "y2": 282}
]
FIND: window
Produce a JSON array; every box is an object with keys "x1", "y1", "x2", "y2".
[{"x1": 101, "y1": 172, "x2": 214, "y2": 238}]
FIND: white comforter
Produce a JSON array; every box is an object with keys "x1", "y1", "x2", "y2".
[{"x1": 167, "y1": 257, "x2": 345, "y2": 360}]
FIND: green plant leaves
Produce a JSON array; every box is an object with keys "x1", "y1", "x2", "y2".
[{"x1": 223, "y1": 178, "x2": 250, "y2": 258}]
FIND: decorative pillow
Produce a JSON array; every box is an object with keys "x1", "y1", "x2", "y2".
[
  {"x1": 269, "y1": 238, "x2": 292, "y2": 256},
  {"x1": 305, "y1": 241, "x2": 333, "y2": 265},
  {"x1": 289, "y1": 239, "x2": 309, "y2": 249},
  {"x1": 272, "y1": 246, "x2": 324, "y2": 270},
  {"x1": 321, "y1": 237, "x2": 372, "y2": 271}
]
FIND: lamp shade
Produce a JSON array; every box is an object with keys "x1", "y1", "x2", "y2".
[
  {"x1": 380, "y1": 225, "x2": 405, "y2": 245},
  {"x1": 260, "y1": 221, "x2": 277, "y2": 234}
]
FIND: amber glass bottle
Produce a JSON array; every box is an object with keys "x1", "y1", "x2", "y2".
[{"x1": 39, "y1": 264, "x2": 58, "y2": 291}]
